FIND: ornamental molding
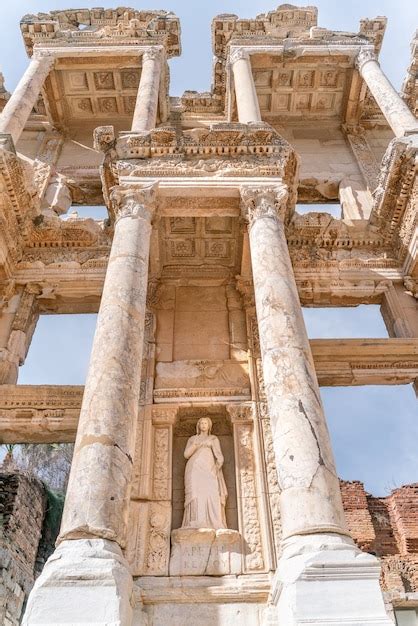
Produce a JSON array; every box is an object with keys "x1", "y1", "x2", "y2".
[
  {"x1": 355, "y1": 47, "x2": 378, "y2": 73},
  {"x1": 370, "y1": 134, "x2": 418, "y2": 264},
  {"x1": 240, "y1": 184, "x2": 289, "y2": 226},
  {"x1": 110, "y1": 183, "x2": 158, "y2": 223},
  {"x1": 20, "y1": 8, "x2": 181, "y2": 58},
  {"x1": 142, "y1": 46, "x2": 164, "y2": 63},
  {"x1": 401, "y1": 30, "x2": 418, "y2": 116},
  {"x1": 229, "y1": 47, "x2": 250, "y2": 65}
]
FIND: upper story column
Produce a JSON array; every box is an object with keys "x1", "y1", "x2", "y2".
[
  {"x1": 131, "y1": 47, "x2": 163, "y2": 132},
  {"x1": 356, "y1": 48, "x2": 418, "y2": 138},
  {"x1": 0, "y1": 52, "x2": 55, "y2": 145},
  {"x1": 230, "y1": 48, "x2": 262, "y2": 124},
  {"x1": 241, "y1": 185, "x2": 349, "y2": 542},
  {"x1": 59, "y1": 184, "x2": 157, "y2": 549}
]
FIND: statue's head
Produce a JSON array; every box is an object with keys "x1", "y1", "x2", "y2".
[{"x1": 196, "y1": 417, "x2": 212, "y2": 435}]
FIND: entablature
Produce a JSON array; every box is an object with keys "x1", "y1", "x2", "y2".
[{"x1": 1, "y1": 338, "x2": 416, "y2": 443}]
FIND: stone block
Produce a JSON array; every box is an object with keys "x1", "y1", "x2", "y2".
[{"x1": 169, "y1": 528, "x2": 242, "y2": 576}]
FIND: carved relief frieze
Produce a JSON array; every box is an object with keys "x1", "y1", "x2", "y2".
[
  {"x1": 152, "y1": 426, "x2": 171, "y2": 501},
  {"x1": 258, "y1": 402, "x2": 282, "y2": 559},
  {"x1": 234, "y1": 420, "x2": 265, "y2": 572},
  {"x1": 344, "y1": 126, "x2": 380, "y2": 191}
]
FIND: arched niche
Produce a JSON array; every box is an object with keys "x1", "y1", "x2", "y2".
[{"x1": 172, "y1": 405, "x2": 238, "y2": 532}]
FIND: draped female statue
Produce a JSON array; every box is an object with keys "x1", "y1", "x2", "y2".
[{"x1": 181, "y1": 417, "x2": 228, "y2": 530}]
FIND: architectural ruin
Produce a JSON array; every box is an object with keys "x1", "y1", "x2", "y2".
[{"x1": 0, "y1": 4, "x2": 417, "y2": 625}]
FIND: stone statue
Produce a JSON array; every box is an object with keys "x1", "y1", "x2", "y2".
[{"x1": 181, "y1": 417, "x2": 228, "y2": 530}]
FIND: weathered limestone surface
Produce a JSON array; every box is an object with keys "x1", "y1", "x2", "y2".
[
  {"x1": 230, "y1": 49, "x2": 261, "y2": 123},
  {"x1": 23, "y1": 539, "x2": 133, "y2": 626},
  {"x1": 241, "y1": 184, "x2": 348, "y2": 540},
  {"x1": 132, "y1": 48, "x2": 163, "y2": 132},
  {"x1": 0, "y1": 54, "x2": 54, "y2": 144},
  {"x1": 356, "y1": 48, "x2": 418, "y2": 137},
  {"x1": 0, "y1": 3, "x2": 416, "y2": 626},
  {"x1": 59, "y1": 185, "x2": 156, "y2": 547}
]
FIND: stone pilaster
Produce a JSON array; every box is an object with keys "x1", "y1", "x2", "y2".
[
  {"x1": 132, "y1": 47, "x2": 163, "y2": 132},
  {"x1": 230, "y1": 48, "x2": 261, "y2": 124},
  {"x1": 356, "y1": 48, "x2": 418, "y2": 138},
  {"x1": 241, "y1": 184, "x2": 392, "y2": 626},
  {"x1": 0, "y1": 53, "x2": 55, "y2": 145},
  {"x1": 22, "y1": 184, "x2": 158, "y2": 626}
]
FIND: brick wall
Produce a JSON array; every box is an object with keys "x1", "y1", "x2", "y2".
[
  {"x1": 341, "y1": 480, "x2": 418, "y2": 595},
  {"x1": 0, "y1": 472, "x2": 46, "y2": 626}
]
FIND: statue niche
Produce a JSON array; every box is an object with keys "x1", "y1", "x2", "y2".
[
  {"x1": 181, "y1": 417, "x2": 228, "y2": 530},
  {"x1": 170, "y1": 415, "x2": 241, "y2": 576}
]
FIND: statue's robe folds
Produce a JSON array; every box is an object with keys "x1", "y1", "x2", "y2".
[{"x1": 182, "y1": 434, "x2": 228, "y2": 530}]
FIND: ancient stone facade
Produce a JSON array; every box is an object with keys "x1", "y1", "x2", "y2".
[{"x1": 0, "y1": 4, "x2": 417, "y2": 625}]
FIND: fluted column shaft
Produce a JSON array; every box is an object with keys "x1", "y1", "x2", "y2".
[
  {"x1": 131, "y1": 48, "x2": 163, "y2": 132},
  {"x1": 241, "y1": 185, "x2": 349, "y2": 541},
  {"x1": 0, "y1": 54, "x2": 54, "y2": 144},
  {"x1": 230, "y1": 48, "x2": 261, "y2": 124},
  {"x1": 356, "y1": 49, "x2": 418, "y2": 138},
  {"x1": 59, "y1": 184, "x2": 157, "y2": 548}
]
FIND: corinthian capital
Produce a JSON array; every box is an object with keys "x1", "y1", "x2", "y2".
[
  {"x1": 229, "y1": 47, "x2": 250, "y2": 65},
  {"x1": 142, "y1": 47, "x2": 163, "y2": 63},
  {"x1": 355, "y1": 47, "x2": 377, "y2": 73},
  {"x1": 110, "y1": 183, "x2": 158, "y2": 222},
  {"x1": 240, "y1": 184, "x2": 288, "y2": 227},
  {"x1": 32, "y1": 50, "x2": 56, "y2": 68}
]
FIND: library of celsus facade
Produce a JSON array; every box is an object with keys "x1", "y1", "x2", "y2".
[{"x1": 0, "y1": 4, "x2": 417, "y2": 625}]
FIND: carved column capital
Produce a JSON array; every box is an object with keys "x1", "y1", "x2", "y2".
[
  {"x1": 110, "y1": 183, "x2": 158, "y2": 222},
  {"x1": 32, "y1": 50, "x2": 56, "y2": 68},
  {"x1": 355, "y1": 47, "x2": 377, "y2": 73},
  {"x1": 240, "y1": 184, "x2": 288, "y2": 227},
  {"x1": 229, "y1": 47, "x2": 250, "y2": 65},
  {"x1": 142, "y1": 46, "x2": 163, "y2": 63}
]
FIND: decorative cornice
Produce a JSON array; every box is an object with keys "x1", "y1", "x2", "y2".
[
  {"x1": 240, "y1": 184, "x2": 288, "y2": 227},
  {"x1": 20, "y1": 8, "x2": 181, "y2": 58},
  {"x1": 110, "y1": 183, "x2": 158, "y2": 223}
]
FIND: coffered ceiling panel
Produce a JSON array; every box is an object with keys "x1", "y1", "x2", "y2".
[{"x1": 252, "y1": 58, "x2": 348, "y2": 119}]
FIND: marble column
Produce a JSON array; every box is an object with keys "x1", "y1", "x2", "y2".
[
  {"x1": 356, "y1": 48, "x2": 418, "y2": 138},
  {"x1": 230, "y1": 48, "x2": 261, "y2": 124},
  {"x1": 241, "y1": 184, "x2": 348, "y2": 541},
  {"x1": 0, "y1": 53, "x2": 55, "y2": 145},
  {"x1": 59, "y1": 183, "x2": 157, "y2": 547},
  {"x1": 23, "y1": 184, "x2": 157, "y2": 626},
  {"x1": 131, "y1": 47, "x2": 163, "y2": 132},
  {"x1": 241, "y1": 185, "x2": 392, "y2": 626}
]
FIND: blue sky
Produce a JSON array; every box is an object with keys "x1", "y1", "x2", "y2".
[
  {"x1": 1, "y1": 1, "x2": 418, "y2": 496},
  {"x1": 1, "y1": 0, "x2": 417, "y2": 93}
]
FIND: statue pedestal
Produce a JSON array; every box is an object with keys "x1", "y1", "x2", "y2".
[{"x1": 169, "y1": 528, "x2": 242, "y2": 576}]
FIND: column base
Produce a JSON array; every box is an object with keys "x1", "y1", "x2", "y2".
[
  {"x1": 271, "y1": 533, "x2": 393, "y2": 626},
  {"x1": 22, "y1": 539, "x2": 133, "y2": 626}
]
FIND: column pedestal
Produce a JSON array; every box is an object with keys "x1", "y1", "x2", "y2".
[
  {"x1": 22, "y1": 540, "x2": 133, "y2": 626},
  {"x1": 241, "y1": 184, "x2": 392, "y2": 626},
  {"x1": 272, "y1": 534, "x2": 392, "y2": 626}
]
